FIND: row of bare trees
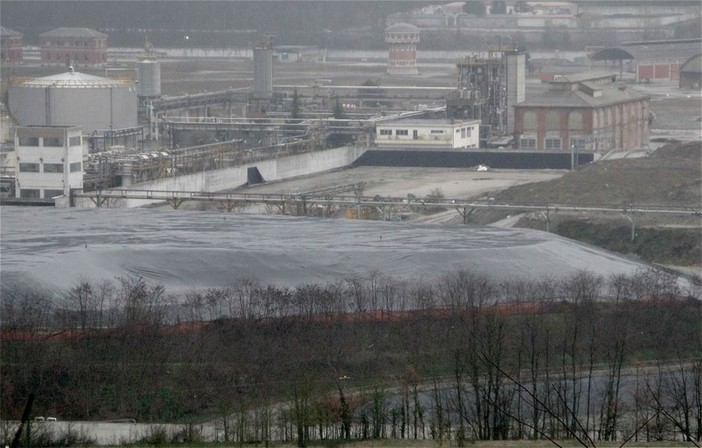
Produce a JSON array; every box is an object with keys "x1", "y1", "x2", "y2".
[{"x1": 1, "y1": 268, "x2": 700, "y2": 446}]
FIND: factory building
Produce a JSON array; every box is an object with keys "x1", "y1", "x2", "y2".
[
  {"x1": 39, "y1": 27, "x2": 108, "y2": 66},
  {"x1": 1, "y1": 26, "x2": 23, "y2": 63},
  {"x1": 14, "y1": 126, "x2": 83, "y2": 199},
  {"x1": 375, "y1": 119, "x2": 480, "y2": 149},
  {"x1": 514, "y1": 72, "x2": 650, "y2": 152},
  {"x1": 679, "y1": 54, "x2": 702, "y2": 90},
  {"x1": 385, "y1": 23, "x2": 420, "y2": 75},
  {"x1": 8, "y1": 69, "x2": 137, "y2": 135}
]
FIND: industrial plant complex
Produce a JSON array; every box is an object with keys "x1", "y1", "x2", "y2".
[{"x1": 0, "y1": 1, "x2": 700, "y2": 208}]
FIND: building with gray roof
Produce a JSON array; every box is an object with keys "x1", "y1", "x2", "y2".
[{"x1": 514, "y1": 72, "x2": 650, "y2": 153}]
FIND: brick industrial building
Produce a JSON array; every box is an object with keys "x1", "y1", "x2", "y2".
[
  {"x1": 514, "y1": 72, "x2": 651, "y2": 152},
  {"x1": 1, "y1": 26, "x2": 23, "y2": 63},
  {"x1": 39, "y1": 27, "x2": 108, "y2": 66}
]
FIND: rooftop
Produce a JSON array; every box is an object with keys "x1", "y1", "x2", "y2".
[
  {"x1": 517, "y1": 82, "x2": 649, "y2": 108},
  {"x1": 385, "y1": 22, "x2": 420, "y2": 33},
  {"x1": 0, "y1": 26, "x2": 23, "y2": 37},
  {"x1": 14, "y1": 70, "x2": 130, "y2": 89},
  {"x1": 592, "y1": 40, "x2": 702, "y2": 62},
  {"x1": 39, "y1": 27, "x2": 108, "y2": 39},
  {"x1": 549, "y1": 71, "x2": 617, "y2": 83},
  {"x1": 378, "y1": 118, "x2": 480, "y2": 126}
]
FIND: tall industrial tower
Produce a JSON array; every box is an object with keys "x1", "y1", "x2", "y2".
[
  {"x1": 253, "y1": 35, "x2": 274, "y2": 99},
  {"x1": 384, "y1": 23, "x2": 420, "y2": 75},
  {"x1": 447, "y1": 46, "x2": 526, "y2": 146}
]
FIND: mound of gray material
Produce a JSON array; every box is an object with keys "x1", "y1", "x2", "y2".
[{"x1": 0, "y1": 206, "x2": 669, "y2": 295}]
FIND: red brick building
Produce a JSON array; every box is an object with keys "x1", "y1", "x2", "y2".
[
  {"x1": 1, "y1": 26, "x2": 23, "y2": 63},
  {"x1": 514, "y1": 72, "x2": 651, "y2": 152},
  {"x1": 39, "y1": 27, "x2": 108, "y2": 66}
]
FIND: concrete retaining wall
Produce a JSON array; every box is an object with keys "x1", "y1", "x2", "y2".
[{"x1": 71, "y1": 145, "x2": 366, "y2": 208}]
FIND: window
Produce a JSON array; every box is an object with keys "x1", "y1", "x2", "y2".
[
  {"x1": 466, "y1": 127, "x2": 472, "y2": 137},
  {"x1": 69, "y1": 136, "x2": 81, "y2": 146},
  {"x1": 19, "y1": 163, "x2": 40, "y2": 173},
  {"x1": 461, "y1": 128, "x2": 466, "y2": 138},
  {"x1": 44, "y1": 189, "x2": 64, "y2": 198},
  {"x1": 545, "y1": 138, "x2": 561, "y2": 150},
  {"x1": 570, "y1": 138, "x2": 585, "y2": 151},
  {"x1": 20, "y1": 189, "x2": 40, "y2": 199},
  {"x1": 568, "y1": 111, "x2": 583, "y2": 131},
  {"x1": 396, "y1": 129, "x2": 408, "y2": 136},
  {"x1": 520, "y1": 138, "x2": 537, "y2": 149},
  {"x1": 18, "y1": 136, "x2": 39, "y2": 146},
  {"x1": 523, "y1": 111, "x2": 537, "y2": 130},
  {"x1": 70, "y1": 162, "x2": 82, "y2": 172},
  {"x1": 379, "y1": 129, "x2": 392, "y2": 136},
  {"x1": 43, "y1": 137, "x2": 63, "y2": 147},
  {"x1": 430, "y1": 130, "x2": 444, "y2": 134},
  {"x1": 545, "y1": 111, "x2": 560, "y2": 131},
  {"x1": 44, "y1": 163, "x2": 64, "y2": 173}
]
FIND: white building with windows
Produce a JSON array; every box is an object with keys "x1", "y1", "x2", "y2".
[
  {"x1": 15, "y1": 126, "x2": 83, "y2": 199},
  {"x1": 375, "y1": 119, "x2": 480, "y2": 149}
]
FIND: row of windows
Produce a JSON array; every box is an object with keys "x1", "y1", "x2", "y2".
[
  {"x1": 18, "y1": 136, "x2": 81, "y2": 147},
  {"x1": 42, "y1": 40, "x2": 106, "y2": 48},
  {"x1": 519, "y1": 138, "x2": 562, "y2": 150},
  {"x1": 387, "y1": 33, "x2": 418, "y2": 40},
  {"x1": 380, "y1": 128, "x2": 473, "y2": 138},
  {"x1": 378, "y1": 129, "x2": 410, "y2": 136},
  {"x1": 45, "y1": 52, "x2": 93, "y2": 62},
  {"x1": 521, "y1": 137, "x2": 591, "y2": 150},
  {"x1": 18, "y1": 162, "x2": 81, "y2": 173},
  {"x1": 19, "y1": 189, "x2": 64, "y2": 199}
]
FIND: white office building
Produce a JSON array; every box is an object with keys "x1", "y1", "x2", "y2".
[
  {"x1": 15, "y1": 126, "x2": 83, "y2": 199},
  {"x1": 375, "y1": 119, "x2": 481, "y2": 149}
]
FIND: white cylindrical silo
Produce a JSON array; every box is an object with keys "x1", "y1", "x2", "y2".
[
  {"x1": 137, "y1": 58, "x2": 161, "y2": 98},
  {"x1": 253, "y1": 37, "x2": 273, "y2": 99}
]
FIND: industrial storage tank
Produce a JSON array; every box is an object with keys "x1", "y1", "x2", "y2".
[
  {"x1": 137, "y1": 58, "x2": 161, "y2": 98},
  {"x1": 8, "y1": 69, "x2": 137, "y2": 134}
]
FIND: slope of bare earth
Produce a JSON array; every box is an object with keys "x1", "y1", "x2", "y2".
[
  {"x1": 465, "y1": 141, "x2": 702, "y2": 227},
  {"x1": 496, "y1": 142, "x2": 700, "y2": 208}
]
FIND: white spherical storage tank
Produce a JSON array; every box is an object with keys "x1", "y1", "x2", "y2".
[{"x1": 8, "y1": 70, "x2": 137, "y2": 134}]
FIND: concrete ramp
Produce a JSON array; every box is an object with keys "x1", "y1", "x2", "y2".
[{"x1": 247, "y1": 166, "x2": 265, "y2": 185}]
